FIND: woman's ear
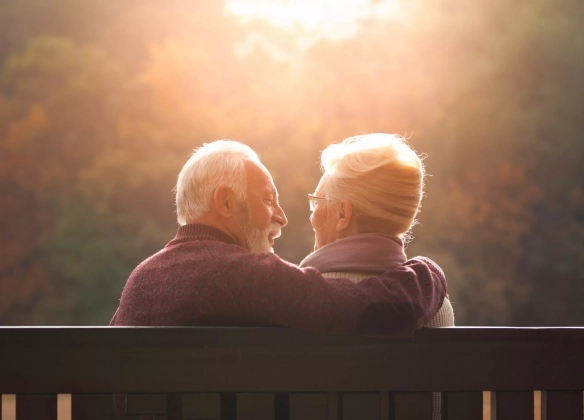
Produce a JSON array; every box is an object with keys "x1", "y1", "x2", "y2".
[
  {"x1": 213, "y1": 185, "x2": 236, "y2": 218},
  {"x1": 335, "y1": 200, "x2": 354, "y2": 234}
]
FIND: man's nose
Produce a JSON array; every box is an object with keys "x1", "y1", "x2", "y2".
[{"x1": 274, "y1": 203, "x2": 288, "y2": 227}]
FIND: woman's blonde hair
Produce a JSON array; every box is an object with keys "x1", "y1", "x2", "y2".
[{"x1": 319, "y1": 133, "x2": 425, "y2": 241}]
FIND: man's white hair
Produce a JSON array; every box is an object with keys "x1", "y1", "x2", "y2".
[{"x1": 175, "y1": 140, "x2": 261, "y2": 226}]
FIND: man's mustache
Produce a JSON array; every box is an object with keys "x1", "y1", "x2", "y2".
[{"x1": 269, "y1": 224, "x2": 282, "y2": 239}]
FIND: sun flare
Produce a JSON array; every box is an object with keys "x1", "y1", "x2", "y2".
[{"x1": 225, "y1": 0, "x2": 404, "y2": 40}]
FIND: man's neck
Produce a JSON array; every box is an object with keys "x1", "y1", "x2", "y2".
[{"x1": 189, "y1": 214, "x2": 246, "y2": 249}]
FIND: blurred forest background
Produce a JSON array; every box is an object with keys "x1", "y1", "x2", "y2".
[{"x1": 0, "y1": 0, "x2": 582, "y2": 326}]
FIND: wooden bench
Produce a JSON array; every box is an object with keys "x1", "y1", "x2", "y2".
[{"x1": 1, "y1": 327, "x2": 583, "y2": 419}]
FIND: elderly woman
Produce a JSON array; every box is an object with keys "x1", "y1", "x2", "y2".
[{"x1": 299, "y1": 133, "x2": 453, "y2": 420}]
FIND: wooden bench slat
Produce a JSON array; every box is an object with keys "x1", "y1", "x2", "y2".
[
  {"x1": 236, "y1": 393, "x2": 274, "y2": 420},
  {"x1": 181, "y1": 393, "x2": 220, "y2": 419},
  {"x1": 274, "y1": 393, "x2": 289, "y2": 420},
  {"x1": 3, "y1": 328, "x2": 584, "y2": 394},
  {"x1": 432, "y1": 392, "x2": 442, "y2": 419},
  {"x1": 112, "y1": 394, "x2": 126, "y2": 416},
  {"x1": 341, "y1": 393, "x2": 380, "y2": 420},
  {"x1": 219, "y1": 393, "x2": 236, "y2": 420},
  {"x1": 16, "y1": 395, "x2": 57, "y2": 420},
  {"x1": 380, "y1": 392, "x2": 390, "y2": 420},
  {"x1": 443, "y1": 392, "x2": 482, "y2": 420},
  {"x1": 72, "y1": 394, "x2": 113, "y2": 419},
  {"x1": 391, "y1": 392, "x2": 432, "y2": 420},
  {"x1": 2, "y1": 395, "x2": 16, "y2": 420},
  {"x1": 327, "y1": 392, "x2": 339, "y2": 420},
  {"x1": 125, "y1": 394, "x2": 167, "y2": 414},
  {"x1": 495, "y1": 391, "x2": 533, "y2": 420},
  {"x1": 1, "y1": 328, "x2": 584, "y2": 420},
  {"x1": 545, "y1": 391, "x2": 583, "y2": 420},
  {"x1": 166, "y1": 393, "x2": 181, "y2": 420},
  {"x1": 289, "y1": 393, "x2": 327, "y2": 420}
]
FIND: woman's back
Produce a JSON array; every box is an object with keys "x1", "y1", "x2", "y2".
[
  {"x1": 321, "y1": 271, "x2": 454, "y2": 327},
  {"x1": 322, "y1": 270, "x2": 454, "y2": 420}
]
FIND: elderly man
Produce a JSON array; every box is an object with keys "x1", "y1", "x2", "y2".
[{"x1": 110, "y1": 140, "x2": 447, "y2": 335}]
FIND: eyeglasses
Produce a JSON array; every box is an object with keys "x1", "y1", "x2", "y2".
[{"x1": 308, "y1": 194, "x2": 329, "y2": 211}]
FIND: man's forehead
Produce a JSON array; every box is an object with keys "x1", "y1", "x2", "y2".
[{"x1": 245, "y1": 161, "x2": 278, "y2": 193}]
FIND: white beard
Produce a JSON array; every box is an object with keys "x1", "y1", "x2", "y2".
[{"x1": 234, "y1": 201, "x2": 280, "y2": 253}]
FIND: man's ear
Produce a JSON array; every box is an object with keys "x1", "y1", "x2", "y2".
[
  {"x1": 335, "y1": 200, "x2": 354, "y2": 233},
  {"x1": 213, "y1": 185, "x2": 236, "y2": 218}
]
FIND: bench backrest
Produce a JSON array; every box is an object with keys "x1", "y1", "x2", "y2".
[{"x1": 1, "y1": 327, "x2": 583, "y2": 419}]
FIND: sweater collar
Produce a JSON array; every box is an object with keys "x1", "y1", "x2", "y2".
[
  {"x1": 167, "y1": 224, "x2": 239, "y2": 247},
  {"x1": 299, "y1": 233, "x2": 407, "y2": 273}
]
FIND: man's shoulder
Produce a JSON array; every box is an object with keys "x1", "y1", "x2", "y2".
[
  {"x1": 145, "y1": 238, "x2": 248, "y2": 266},
  {"x1": 138, "y1": 238, "x2": 284, "y2": 271},
  {"x1": 126, "y1": 238, "x2": 301, "y2": 292}
]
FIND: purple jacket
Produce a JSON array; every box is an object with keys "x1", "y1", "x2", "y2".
[{"x1": 110, "y1": 224, "x2": 447, "y2": 336}]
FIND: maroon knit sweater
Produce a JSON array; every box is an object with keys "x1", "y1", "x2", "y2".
[{"x1": 110, "y1": 224, "x2": 447, "y2": 336}]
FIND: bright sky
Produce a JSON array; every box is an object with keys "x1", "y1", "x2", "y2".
[{"x1": 225, "y1": 0, "x2": 404, "y2": 41}]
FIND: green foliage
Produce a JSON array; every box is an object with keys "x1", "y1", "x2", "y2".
[{"x1": 40, "y1": 198, "x2": 172, "y2": 325}]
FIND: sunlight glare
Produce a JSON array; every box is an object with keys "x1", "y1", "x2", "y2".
[{"x1": 225, "y1": 0, "x2": 404, "y2": 40}]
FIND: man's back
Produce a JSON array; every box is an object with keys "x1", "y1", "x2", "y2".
[
  {"x1": 111, "y1": 224, "x2": 280, "y2": 326},
  {"x1": 110, "y1": 224, "x2": 447, "y2": 336}
]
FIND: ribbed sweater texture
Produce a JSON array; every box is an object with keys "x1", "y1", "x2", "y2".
[{"x1": 110, "y1": 224, "x2": 447, "y2": 336}]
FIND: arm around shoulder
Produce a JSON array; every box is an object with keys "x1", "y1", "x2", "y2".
[{"x1": 355, "y1": 256, "x2": 447, "y2": 336}]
